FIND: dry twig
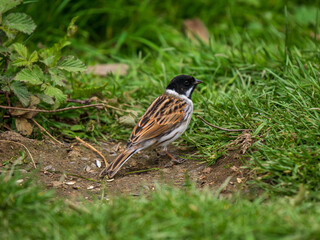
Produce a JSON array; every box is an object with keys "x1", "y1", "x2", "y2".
[
  {"x1": 197, "y1": 115, "x2": 251, "y2": 132},
  {"x1": 75, "y1": 136, "x2": 109, "y2": 167},
  {"x1": 0, "y1": 140, "x2": 36, "y2": 168},
  {"x1": 31, "y1": 119, "x2": 63, "y2": 145},
  {"x1": 0, "y1": 103, "x2": 105, "y2": 113}
]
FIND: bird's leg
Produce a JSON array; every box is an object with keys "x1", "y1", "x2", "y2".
[{"x1": 163, "y1": 147, "x2": 186, "y2": 167}]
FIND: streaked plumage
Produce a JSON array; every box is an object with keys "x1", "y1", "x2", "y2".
[{"x1": 100, "y1": 75, "x2": 202, "y2": 178}]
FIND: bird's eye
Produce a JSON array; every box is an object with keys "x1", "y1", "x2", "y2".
[{"x1": 184, "y1": 80, "x2": 190, "y2": 86}]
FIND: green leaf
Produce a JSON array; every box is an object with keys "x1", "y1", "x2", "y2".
[
  {"x1": 12, "y1": 57, "x2": 29, "y2": 67},
  {"x1": 28, "y1": 51, "x2": 38, "y2": 64},
  {"x1": 0, "y1": 0, "x2": 23, "y2": 14},
  {"x1": 49, "y1": 68, "x2": 66, "y2": 86},
  {"x1": 15, "y1": 66, "x2": 44, "y2": 85},
  {"x1": 0, "y1": 25, "x2": 16, "y2": 39},
  {"x1": 40, "y1": 55, "x2": 56, "y2": 67},
  {"x1": 0, "y1": 46, "x2": 9, "y2": 54},
  {"x1": 44, "y1": 85, "x2": 66, "y2": 108},
  {"x1": 10, "y1": 81, "x2": 30, "y2": 106},
  {"x1": 4, "y1": 13, "x2": 36, "y2": 34},
  {"x1": 70, "y1": 125, "x2": 84, "y2": 131},
  {"x1": 57, "y1": 56, "x2": 86, "y2": 72},
  {"x1": 37, "y1": 93, "x2": 54, "y2": 105},
  {"x1": 12, "y1": 43, "x2": 28, "y2": 58},
  {"x1": 66, "y1": 16, "x2": 79, "y2": 38}
]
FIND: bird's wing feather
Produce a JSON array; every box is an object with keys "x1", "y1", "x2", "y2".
[{"x1": 128, "y1": 94, "x2": 187, "y2": 145}]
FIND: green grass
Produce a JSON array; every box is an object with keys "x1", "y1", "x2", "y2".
[
  {"x1": 1, "y1": 172, "x2": 320, "y2": 240},
  {"x1": 1, "y1": 0, "x2": 320, "y2": 237}
]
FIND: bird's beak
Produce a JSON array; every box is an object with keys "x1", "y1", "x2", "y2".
[{"x1": 194, "y1": 79, "x2": 202, "y2": 85}]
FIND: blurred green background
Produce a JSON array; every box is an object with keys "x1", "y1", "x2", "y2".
[{"x1": 20, "y1": 0, "x2": 320, "y2": 59}]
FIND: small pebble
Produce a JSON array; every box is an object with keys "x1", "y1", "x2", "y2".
[
  {"x1": 95, "y1": 159, "x2": 102, "y2": 168},
  {"x1": 65, "y1": 181, "x2": 76, "y2": 185},
  {"x1": 81, "y1": 157, "x2": 89, "y2": 161},
  {"x1": 87, "y1": 186, "x2": 94, "y2": 190},
  {"x1": 44, "y1": 165, "x2": 53, "y2": 171},
  {"x1": 16, "y1": 179, "x2": 24, "y2": 183},
  {"x1": 84, "y1": 165, "x2": 91, "y2": 172}
]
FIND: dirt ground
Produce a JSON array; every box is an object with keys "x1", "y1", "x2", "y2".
[{"x1": 0, "y1": 131, "x2": 252, "y2": 200}]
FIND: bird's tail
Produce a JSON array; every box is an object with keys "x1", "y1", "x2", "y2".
[{"x1": 100, "y1": 148, "x2": 138, "y2": 178}]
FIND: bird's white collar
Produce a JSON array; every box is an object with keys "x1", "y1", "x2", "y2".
[{"x1": 164, "y1": 89, "x2": 192, "y2": 103}]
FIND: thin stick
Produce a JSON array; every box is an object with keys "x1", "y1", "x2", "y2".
[
  {"x1": 67, "y1": 99, "x2": 91, "y2": 104},
  {"x1": 31, "y1": 119, "x2": 63, "y2": 145},
  {"x1": 197, "y1": 115, "x2": 251, "y2": 132},
  {"x1": 0, "y1": 140, "x2": 36, "y2": 168},
  {"x1": 68, "y1": 98, "x2": 131, "y2": 113},
  {"x1": 75, "y1": 136, "x2": 109, "y2": 167},
  {"x1": 0, "y1": 103, "x2": 105, "y2": 113},
  {"x1": 310, "y1": 108, "x2": 320, "y2": 110}
]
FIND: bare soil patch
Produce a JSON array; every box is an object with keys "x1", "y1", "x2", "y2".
[{"x1": 0, "y1": 131, "x2": 251, "y2": 199}]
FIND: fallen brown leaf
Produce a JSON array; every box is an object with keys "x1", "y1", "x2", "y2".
[
  {"x1": 9, "y1": 96, "x2": 40, "y2": 118},
  {"x1": 310, "y1": 31, "x2": 320, "y2": 41},
  {"x1": 87, "y1": 63, "x2": 129, "y2": 76},
  {"x1": 15, "y1": 118, "x2": 33, "y2": 136},
  {"x1": 183, "y1": 18, "x2": 210, "y2": 44}
]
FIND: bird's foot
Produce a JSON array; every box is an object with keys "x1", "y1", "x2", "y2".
[
  {"x1": 164, "y1": 157, "x2": 186, "y2": 168},
  {"x1": 162, "y1": 149, "x2": 186, "y2": 167}
]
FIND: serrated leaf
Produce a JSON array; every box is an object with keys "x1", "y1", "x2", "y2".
[
  {"x1": 0, "y1": 0, "x2": 23, "y2": 14},
  {"x1": 57, "y1": 56, "x2": 86, "y2": 72},
  {"x1": 10, "y1": 81, "x2": 31, "y2": 106},
  {"x1": 44, "y1": 85, "x2": 66, "y2": 108},
  {"x1": 12, "y1": 43, "x2": 28, "y2": 58},
  {"x1": 4, "y1": 13, "x2": 36, "y2": 34},
  {"x1": 12, "y1": 57, "x2": 29, "y2": 67},
  {"x1": 40, "y1": 55, "x2": 56, "y2": 67},
  {"x1": 29, "y1": 51, "x2": 38, "y2": 63},
  {"x1": 15, "y1": 66, "x2": 44, "y2": 85},
  {"x1": 37, "y1": 93, "x2": 54, "y2": 105},
  {"x1": 49, "y1": 68, "x2": 66, "y2": 86}
]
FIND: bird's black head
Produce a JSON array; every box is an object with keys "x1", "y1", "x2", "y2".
[{"x1": 166, "y1": 75, "x2": 202, "y2": 99}]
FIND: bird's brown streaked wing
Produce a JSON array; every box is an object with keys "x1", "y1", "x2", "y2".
[{"x1": 129, "y1": 95, "x2": 187, "y2": 145}]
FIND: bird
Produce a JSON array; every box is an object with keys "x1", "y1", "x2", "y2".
[{"x1": 100, "y1": 75, "x2": 202, "y2": 178}]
